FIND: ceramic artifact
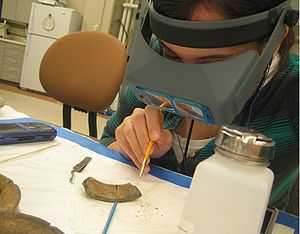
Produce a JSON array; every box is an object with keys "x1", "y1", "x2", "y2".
[{"x1": 82, "y1": 177, "x2": 142, "y2": 203}]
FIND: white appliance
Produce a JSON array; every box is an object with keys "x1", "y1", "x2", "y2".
[
  {"x1": 20, "y1": 2, "x2": 82, "y2": 92},
  {"x1": 38, "y1": 0, "x2": 66, "y2": 6}
]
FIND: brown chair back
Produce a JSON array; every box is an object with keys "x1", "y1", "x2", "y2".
[{"x1": 40, "y1": 31, "x2": 127, "y2": 137}]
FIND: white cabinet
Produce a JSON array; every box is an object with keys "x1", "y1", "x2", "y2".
[
  {"x1": 0, "y1": 42, "x2": 5, "y2": 72},
  {"x1": 2, "y1": 0, "x2": 36, "y2": 24},
  {"x1": 1, "y1": 0, "x2": 17, "y2": 21},
  {"x1": 0, "y1": 41, "x2": 25, "y2": 83}
]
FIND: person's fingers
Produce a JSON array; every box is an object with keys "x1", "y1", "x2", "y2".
[
  {"x1": 145, "y1": 106, "x2": 163, "y2": 141},
  {"x1": 121, "y1": 120, "x2": 145, "y2": 164},
  {"x1": 131, "y1": 108, "x2": 151, "y2": 154},
  {"x1": 152, "y1": 129, "x2": 173, "y2": 158},
  {"x1": 156, "y1": 129, "x2": 173, "y2": 149},
  {"x1": 115, "y1": 125, "x2": 142, "y2": 168},
  {"x1": 115, "y1": 107, "x2": 166, "y2": 174},
  {"x1": 144, "y1": 164, "x2": 150, "y2": 174}
]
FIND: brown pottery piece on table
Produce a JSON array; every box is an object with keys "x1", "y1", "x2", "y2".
[
  {"x1": 0, "y1": 173, "x2": 21, "y2": 212},
  {"x1": 0, "y1": 173, "x2": 64, "y2": 233},
  {"x1": 82, "y1": 177, "x2": 142, "y2": 203},
  {"x1": 0, "y1": 212, "x2": 64, "y2": 234}
]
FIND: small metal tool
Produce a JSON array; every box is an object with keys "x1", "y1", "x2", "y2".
[{"x1": 69, "y1": 156, "x2": 92, "y2": 183}]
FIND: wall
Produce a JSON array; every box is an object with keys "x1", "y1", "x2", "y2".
[
  {"x1": 81, "y1": 0, "x2": 106, "y2": 31},
  {"x1": 64, "y1": 0, "x2": 106, "y2": 33},
  {"x1": 291, "y1": 0, "x2": 299, "y2": 10},
  {"x1": 67, "y1": 0, "x2": 86, "y2": 16},
  {"x1": 66, "y1": 0, "x2": 130, "y2": 38}
]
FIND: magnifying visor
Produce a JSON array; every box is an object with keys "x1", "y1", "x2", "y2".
[
  {"x1": 137, "y1": 87, "x2": 214, "y2": 123},
  {"x1": 125, "y1": 0, "x2": 296, "y2": 124}
]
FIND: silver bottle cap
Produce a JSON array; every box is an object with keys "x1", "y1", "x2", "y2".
[{"x1": 215, "y1": 125, "x2": 275, "y2": 166}]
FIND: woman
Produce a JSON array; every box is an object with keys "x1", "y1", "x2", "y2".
[{"x1": 100, "y1": 0, "x2": 298, "y2": 210}]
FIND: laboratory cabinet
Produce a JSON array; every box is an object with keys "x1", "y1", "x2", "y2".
[
  {"x1": 1, "y1": 0, "x2": 36, "y2": 24},
  {"x1": 0, "y1": 41, "x2": 25, "y2": 83}
]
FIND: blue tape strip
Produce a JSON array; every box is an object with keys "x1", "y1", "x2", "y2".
[
  {"x1": 0, "y1": 118, "x2": 191, "y2": 188},
  {"x1": 276, "y1": 211, "x2": 299, "y2": 234}
]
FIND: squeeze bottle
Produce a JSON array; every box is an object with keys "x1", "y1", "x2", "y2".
[{"x1": 179, "y1": 125, "x2": 275, "y2": 234}]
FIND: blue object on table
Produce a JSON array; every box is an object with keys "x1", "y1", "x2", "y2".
[
  {"x1": 276, "y1": 211, "x2": 299, "y2": 234},
  {"x1": 0, "y1": 122, "x2": 57, "y2": 145},
  {"x1": 102, "y1": 202, "x2": 118, "y2": 234}
]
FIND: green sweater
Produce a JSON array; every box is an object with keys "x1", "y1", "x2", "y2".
[{"x1": 100, "y1": 54, "x2": 299, "y2": 210}]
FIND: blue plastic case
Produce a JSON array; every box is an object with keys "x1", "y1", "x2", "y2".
[{"x1": 0, "y1": 122, "x2": 57, "y2": 145}]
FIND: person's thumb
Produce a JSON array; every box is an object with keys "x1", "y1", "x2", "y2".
[{"x1": 156, "y1": 129, "x2": 172, "y2": 152}]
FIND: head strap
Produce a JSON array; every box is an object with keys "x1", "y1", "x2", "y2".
[{"x1": 146, "y1": 1, "x2": 288, "y2": 48}]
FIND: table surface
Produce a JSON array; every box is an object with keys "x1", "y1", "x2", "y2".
[{"x1": 0, "y1": 105, "x2": 298, "y2": 234}]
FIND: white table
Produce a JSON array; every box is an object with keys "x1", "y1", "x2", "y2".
[
  {"x1": 0, "y1": 105, "x2": 29, "y2": 120},
  {"x1": 0, "y1": 105, "x2": 298, "y2": 234},
  {"x1": 0, "y1": 105, "x2": 190, "y2": 234}
]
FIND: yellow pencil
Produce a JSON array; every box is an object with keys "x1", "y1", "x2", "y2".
[
  {"x1": 138, "y1": 140, "x2": 154, "y2": 178},
  {"x1": 138, "y1": 102, "x2": 169, "y2": 179}
]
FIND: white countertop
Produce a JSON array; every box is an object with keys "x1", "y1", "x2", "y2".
[{"x1": 0, "y1": 37, "x2": 26, "y2": 46}]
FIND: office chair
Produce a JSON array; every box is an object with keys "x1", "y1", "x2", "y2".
[{"x1": 39, "y1": 31, "x2": 127, "y2": 138}]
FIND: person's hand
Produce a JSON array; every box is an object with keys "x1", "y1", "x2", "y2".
[{"x1": 110, "y1": 106, "x2": 172, "y2": 172}]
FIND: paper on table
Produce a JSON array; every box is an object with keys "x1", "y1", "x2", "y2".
[
  {"x1": 0, "y1": 105, "x2": 29, "y2": 119},
  {"x1": 73, "y1": 155, "x2": 188, "y2": 234},
  {"x1": 272, "y1": 223, "x2": 295, "y2": 234},
  {"x1": 0, "y1": 137, "x2": 81, "y2": 233},
  {"x1": 0, "y1": 136, "x2": 188, "y2": 234},
  {"x1": 0, "y1": 140, "x2": 60, "y2": 163}
]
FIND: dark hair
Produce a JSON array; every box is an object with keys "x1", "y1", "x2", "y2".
[{"x1": 153, "y1": 0, "x2": 296, "y2": 65}]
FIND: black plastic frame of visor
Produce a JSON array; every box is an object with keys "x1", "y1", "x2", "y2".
[{"x1": 144, "y1": 1, "x2": 287, "y2": 48}]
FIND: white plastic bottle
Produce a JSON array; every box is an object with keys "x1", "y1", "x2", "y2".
[{"x1": 178, "y1": 125, "x2": 275, "y2": 234}]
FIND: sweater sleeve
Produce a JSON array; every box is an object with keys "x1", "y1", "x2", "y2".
[
  {"x1": 99, "y1": 84, "x2": 146, "y2": 146},
  {"x1": 287, "y1": 73, "x2": 299, "y2": 138}
]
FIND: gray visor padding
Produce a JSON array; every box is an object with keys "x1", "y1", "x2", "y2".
[{"x1": 147, "y1": 2, "x2": 287, "y2": 48}]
